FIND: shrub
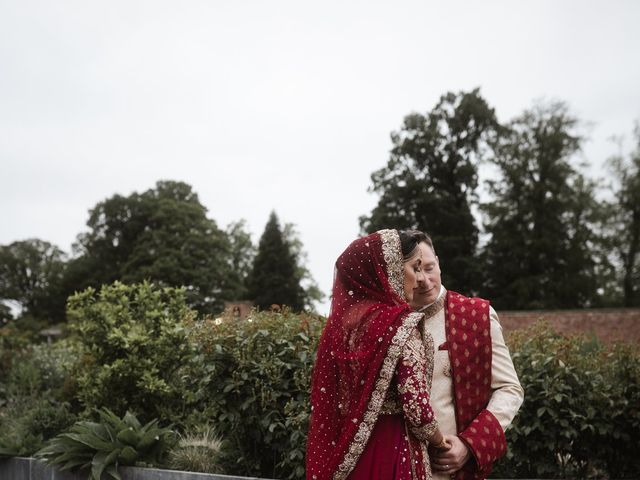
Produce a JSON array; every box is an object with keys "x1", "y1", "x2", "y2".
[
  {"x1": 0, "y1": 340, "x2": 78, "y2": 456},
  {"x1": 167, "y1": 426, "x2": 223, "y2": 473},
  {"x1": 0, "y1": 397, "x2": 76, "y2": 456},
  {"x1": 67, "y1": 281, "x2": 197, "y2": 425},
  {"x1": 188, "y1": 308, "x2": 324, "y2": 479},
  {"x1": 596, "y1": 344, "x2": 640, "y2": 478},
  {"x1": 492, "y1": 322, "x2": 640, "y2": 479},
  {"x1": 36, "y1": 408, "x2": 176, "y2": 480},
  {"x1": 0, "y1": 322, "x2": 31, "y2": 399}
]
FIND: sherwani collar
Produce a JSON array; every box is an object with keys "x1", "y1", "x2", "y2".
[{"x1": 417, "y1": 285, "x2": 447, "y2": 318}]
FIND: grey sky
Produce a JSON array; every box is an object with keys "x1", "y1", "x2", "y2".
[{"x1": 2, "y1": 0, "x2": 639, "y2": 314}]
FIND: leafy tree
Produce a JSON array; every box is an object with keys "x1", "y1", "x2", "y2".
[
  {"x1": 64, "y1": 181, "x2": 233, "y2": 314},
  {"x1": 481, "y1": 102, "x2": 601, "y2": 309},
  {"x1": 224, "y1": 220, "x2": 256, "y2": 301},
  {"x1": 247, "y1": 212, "x2": 306, "y2": 311},
  {"x1": 607, "y1": 124, "x2": 640, "y2": 306},
  {"x1": 282, "y1": 223, "x2": 324, "y2": 310},
  {"x1": 360, "y1": 89, "x2": 499, "y2": 294},
  {"x1": 0, "y1": 239, "x2": 67, "y2": 325}
]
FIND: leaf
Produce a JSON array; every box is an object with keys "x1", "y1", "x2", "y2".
[
  {"x1": 122, "y1": 411, "x2": 142, "y2": 430},
  {"x1": 65, "y1": 432, "x2": 114, "y2": 452},
  {"x1": 105, "y1": 464, "x2": 122, "y2": 480},
  {"x1": 118, "y1": 446, "x2": 138, "y2": 464},
  {"x1": 61, "y1": 457, "x2": 93, "y2": 472},
  {"x1": 116, "y1": 428, "x2": 139, "y2": 447},
  {"x1": 91, "y1": 449, "x2": 120, "y2": 480}
]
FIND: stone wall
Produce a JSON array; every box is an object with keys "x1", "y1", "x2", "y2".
[
  {"x1": 498, "y1": 308, "x2": 640, "y2": 345},
  {"x1": 0, "y1": 457, "x2": 270, "y2": 480}
]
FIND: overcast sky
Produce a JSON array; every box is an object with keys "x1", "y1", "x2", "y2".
[{"x1": 2, "y1": 0, "x2": 639, "y2": 314}]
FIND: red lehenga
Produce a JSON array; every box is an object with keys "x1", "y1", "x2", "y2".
[{"x1": 306, "y1": 230, "x2": 438, "y2": 480}]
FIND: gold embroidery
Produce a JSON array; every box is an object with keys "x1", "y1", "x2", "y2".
[
  {"x1": 412, "y1": 421, "x2": 439, "y2": 441},
  {"x1": 401, "y1": 329, "x2": 426, "y2": 367},
  {"x1": 379, "y1": 229, "x2": 404, "y2": 300},
  {"x1": 443, "y1": 360, "x2": 452, "y2": 377},
  {"x1": 419, "y1": 288, "x2": 446, "y2": 318},
  {"x1": 334, "y1": 311, "x2": 424, "y2": 480},
  {"x1": 424, "y1": 330, "x2": 434, "y2": 393},
  {"x1": 380, "y1": 375, "x2": 401, "y2": 415},
  {"x1": 414, "y1": 329, "x2": 435, "y2": 480},
  {"x1": 421, "y1": 441, "x2": 432, "y2": 480},
  {"x1": 379, "y1": 395, "x2": 402, "y2": 415},
  {"x1": 396, "y1": 329, "x2": 438, "y2": 443}
]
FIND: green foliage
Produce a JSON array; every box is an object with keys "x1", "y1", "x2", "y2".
[
  {"x1": 68, "y1": 281, "x2": 196, "y2": 425},
  {"x1": 0, "y1": 322, "x2": 31, "y2": 384},
  {"x1": 188, "y1": 309, "x2": 324, "y2": 479},
  {"x1": 65, "y1": 180, "x2": 235, "y2": 314},
  {"x1": 606, "y1": 123, "x2": 640, "y2": 306},
  {"x1": 0, "y1": 238, "x2": 67, "y2": 324},
  {"x1": 360, "y1": 89, "x2": 499, "y2": 294},
  {"x1": 36, "y1": 408, "x2": 176, "y2": 480},
  {"x1": 0, "y1": 341, "x2": 78, "y2": 456},
  {"x1": 247, "y1": 211, "x2": 307, "y2": 311},
  {"x1": 225, "y1": 220, "x2": 257, "y2": 301},
  {"x1": 167, "y1": 426, "x2": 223, "y2": 474},
  {"x1": 492, "y1": 322, "x2": 640, "y2": 478},
  {"x1": 282, "y1": 222, "x2": 324, "y2": 310},
  {"x1": 0, "y1": 397, "x2": 76, "y2": 457},
  {"x1": 482, "y1": 102, "x2": 603, "y2": 309}
]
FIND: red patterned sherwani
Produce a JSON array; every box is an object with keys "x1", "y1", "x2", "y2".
[{"x1": 419, "y1": 288, "x2": 524, "y2": 480}]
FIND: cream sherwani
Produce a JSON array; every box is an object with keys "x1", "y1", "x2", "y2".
[{"x1": 420, "y1": 287, "x2": 524, "y2": 479}]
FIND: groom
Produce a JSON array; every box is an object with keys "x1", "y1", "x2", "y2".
[{"x1": 408, "y1": 231, "x2": 523, "y2": 480}]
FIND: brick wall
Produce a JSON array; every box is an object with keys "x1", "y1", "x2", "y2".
[{"x1": 498, "y1": 308, "x2": 640, "y2": 345}]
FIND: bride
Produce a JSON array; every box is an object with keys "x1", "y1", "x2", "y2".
[{"x1": 306, "y1": 229, "x2": 450, "y2": 480}]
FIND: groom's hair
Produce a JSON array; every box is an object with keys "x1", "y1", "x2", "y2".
[{"x1": 397, "y1": 229, "x2": 435, "y2": 259}]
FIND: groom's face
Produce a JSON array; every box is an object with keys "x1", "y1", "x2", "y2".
[{"x1": 409, "y1": 242, "x2": 441, "y2": 309}]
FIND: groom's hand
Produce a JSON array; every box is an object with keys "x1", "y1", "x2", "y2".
[{"x1": 431, "y1": 435, "x2": 470, "y2": 474}]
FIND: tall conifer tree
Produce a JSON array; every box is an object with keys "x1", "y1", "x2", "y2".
[{"x1": 247, "y1": 212, "x2": 305, "y2": 311}]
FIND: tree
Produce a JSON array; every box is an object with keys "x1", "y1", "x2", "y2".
[
  {"x1": 225, "y1": 220, "x2": 256, "y2": 300},
  {"x1": 0, "y1": 239, "x2": 67, "y2": 325},
  {"x1": 282, "y1": 223, "x2": 324, "y2": 310},
  {"x1": 481, "y1": 102, "x2": 601, "y2": 309},
  {"x1": 64, "y1": 180, "x2": 233, "y2": 314},
  {"x1": 0, "y1": 303, "x2": 11, "y2": 324},
  {"x1": 359, "y1": 89, "x2": 499, "y2": 294},
  {"x1": 247, "y1": 212, "x2": 306, "y2": 311},
  {"x1": 607, "y1": 124, "x2": 640, "y2": 306}
]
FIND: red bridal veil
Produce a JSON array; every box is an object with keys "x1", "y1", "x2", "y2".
[{"x1": 306, "y1": 229, "x2": 424, "y2": 480}]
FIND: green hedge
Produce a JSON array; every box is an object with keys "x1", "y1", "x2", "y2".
[
  {"x1": 2, "y1": 282, "x2": 639, "y2": 479},
  {"x1": 0, "y1": 340, "x2": 77, "y2": 455},
  {"x1": 187, "y1": 308, "x2": 324, "y2": 479},
  {"x1": 492, "y1": 323, "x2": 640, "y2": 479}
]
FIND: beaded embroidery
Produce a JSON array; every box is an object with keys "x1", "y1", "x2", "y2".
[
  {"x1": 334, "y1": 311, "x2": 424, "y2": 480},
  {"x1": 379, "y1": 229, "x2": 404, "y2": 300}
]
